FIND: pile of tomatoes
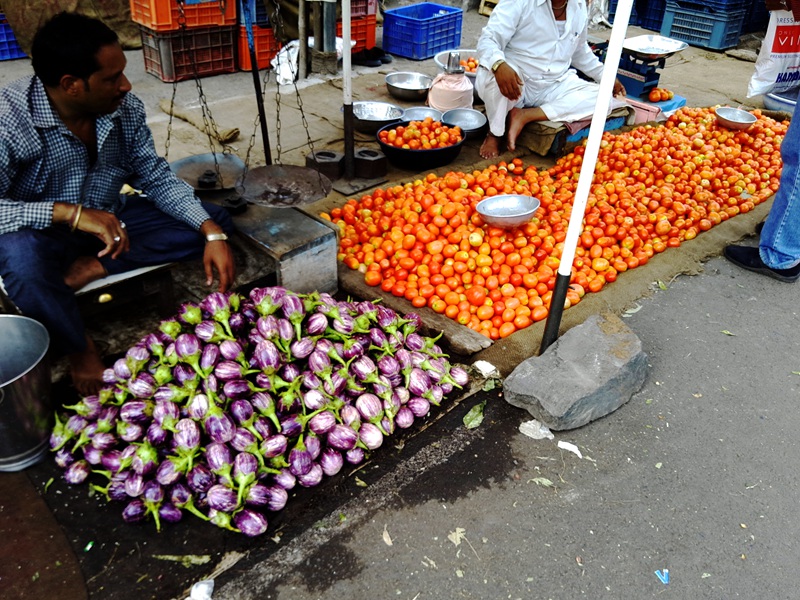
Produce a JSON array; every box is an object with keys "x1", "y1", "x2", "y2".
[
  {"x1": 647, "y1": 87, "x2": 675, "y2": 103},
  {"x1": 378, "y1": 119, "x2": 463, "y2": 151},
  {"x1": 460, "y1": 56, "x2": 479, "y2": 73},
  {"x1": 322, "y1": 107, "x2": 787, "y2": 341}
]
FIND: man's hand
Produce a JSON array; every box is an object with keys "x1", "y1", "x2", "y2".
[
  {"x1": 613, "y1": 78, "x2": 627, "y2": 97},
  {"x1": 55, "y1": 203, "x2": 129, "y2": 259},
  {"x1": 494, "y1": 62, "x2": 524, "y2": 101},
  {"x1": 200, "y1": 220, "x2": 236, "y2": 292}
]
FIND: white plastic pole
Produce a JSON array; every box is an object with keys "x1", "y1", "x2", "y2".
[{"x1": 539, "y1": 0, "x2": 633, "y2": 352}]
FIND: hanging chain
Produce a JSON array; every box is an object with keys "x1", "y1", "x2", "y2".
[
  {"x1": 174, "y1": 0, "x2": 233, "y2": 187},
  {"x1": 165, "y1": 79, "x2": 178, "y2": 159}
]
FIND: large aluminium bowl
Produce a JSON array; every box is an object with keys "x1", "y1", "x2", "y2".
[
  {"x1": 442, "y1": 108, "x2": 488, "y2": 139},
  {"x1": 376, "y1": 121, "x2": 465, "y2": 170},
  {"x1": 385, "y1": 72, "x2": 434, "y2": 102},
  {"x1": 351, "y1": 101, "x2": 405, "y2": 134},
  {"x1": 476, "y1": 195, "x2": 541, "y2": 228},
  {"x1": 403, "y1": 106, "x2": 443, "y2": 122},
  {"x1": 715, "y1": 106, "x2": 757, "y2": 131}
]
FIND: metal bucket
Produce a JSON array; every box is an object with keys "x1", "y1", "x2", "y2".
[{"x1": 0, "y1": 315, "x2": 52, "y2": 471}]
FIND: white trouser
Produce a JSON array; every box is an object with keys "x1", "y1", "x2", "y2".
[{"x1": 475, "y1": 65, "x2": 610, "y2": 136}]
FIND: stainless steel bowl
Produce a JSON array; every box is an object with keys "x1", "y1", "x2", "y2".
[
  {"x1": 442, "y1": 108, "x2": 488, "y2": 139},
  {"x1": 403, "y1": 106, "x2": 443, "y2": 122},
  {"x1": 715, "y1": 106, "x2": 757, "y2": 131},
  {"x1": 385, "y1": 72, "x2": 433, "y2": 102},
  {"x1": 476, "y1": 195, "x2": 541, "y2": 228},
  {"x1": 351, "y1": 101, "x2": 405, "y2": 134}
]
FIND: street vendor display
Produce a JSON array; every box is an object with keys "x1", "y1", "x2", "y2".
[
  {"x1": 326, "y1": 107, "x2": 787, "y2": 340},
  {"x1": 51, "y1": 288, "x2": 469, "y2": 536}
]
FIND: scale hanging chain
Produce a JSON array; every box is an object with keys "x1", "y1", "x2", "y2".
[
  {"x1": 175, "y1": 0, "x2": 232, "y2": 187},
  {"x1": 268, "y1": 0, "x2": 327, "y2": 190},
  {"x1": 239, "y1": 66, "x2": 274, "y2": 197},
  {"x1": 165, "y1": 80, "x2": 178, "y2": 159}
]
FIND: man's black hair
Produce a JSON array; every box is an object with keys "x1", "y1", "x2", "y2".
[{"x1": 31, "y1": 12, "x2": 119, "y2": 87}]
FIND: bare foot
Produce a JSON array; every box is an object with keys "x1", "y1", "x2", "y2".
[
  {"x1": 480, "y1": 133, "x2": 502, "y2": 160},
  {"x1": 506, "y1": 107, "x2": 526, "y2": 152},
  {"x1": 64, "y1": 256, "x2": 106, "y2": 290},
  {"x1": 69, "y1": 336, "x2": 106, "y2": 397}
]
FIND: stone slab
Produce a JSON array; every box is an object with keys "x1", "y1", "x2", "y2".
[{"x1": 503, "y1": 312, "x2": 648, "y2": 430}]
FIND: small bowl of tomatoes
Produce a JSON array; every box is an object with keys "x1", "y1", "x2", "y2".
[
  {"x1": 376, "y1": 119, "x2": 465, "y2": 170},
  {"x1": 434, "y1": 49, "x2": 480, "y2": 79}
]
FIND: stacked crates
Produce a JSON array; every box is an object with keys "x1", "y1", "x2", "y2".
[
  {"x1": 0, "y1": 8, "x2": 25, "y2": 61},
  {"x1": 130, "y1": 0, "x2": 238, "y2": 81},
  {"x1": 337, "y1": 0, "x2": 378, "y2": 53},
  {"x1": 660, "y1": 0, "x2": 747, "y2": 50},
  {"x1": 608, "y1": 0, "x2": 666, "y2": 31},
  {"x1": 238, "y1": 0, "x2": 281, "y2": 70}
]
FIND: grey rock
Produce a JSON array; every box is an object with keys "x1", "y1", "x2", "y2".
[{"x1": 503, "y1": 312, "x2": 648, "y2": 431}]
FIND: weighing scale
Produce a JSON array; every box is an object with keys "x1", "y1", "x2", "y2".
[{"x1": 617, "y1": 35, "x2": 688, "y2": 99}]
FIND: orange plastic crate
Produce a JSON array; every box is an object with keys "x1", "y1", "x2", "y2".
[
  {"x1": 337, "y1": 14, "x2": 376, "y2": 53},
  {"x1": 140, "y1": 25, "x2": 238, "y2": 82},
  {"x1": 130, "y1": 0, "x2": 236, "y2": 32},
  {"x1": 237, "y1": 24, "x2": 280, "y2": 71}
]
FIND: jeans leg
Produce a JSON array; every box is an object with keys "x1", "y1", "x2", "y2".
[
  {"x1": 100, "y1": 197, "x2": 235, "y2": 275},
  {"x1": 0, "y1": 228, "x2": 91, "y2": 356},
  {"x1": 760, "y1": 114, "x2": 800, "y2": 269}
]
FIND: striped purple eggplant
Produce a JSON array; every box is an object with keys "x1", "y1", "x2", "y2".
[
  {"x1": 272, "y1": 468, "x2": 296, "y2": 490},
  {"x1": 305, "y1": 312, "x2": 328, "y2": 336},
  {"x1": 407, "y1": 368, "x2": 432, "y2": 398},
  {"x1": 407, "y1": 397, "x2": 431, "y2": 418},
  {"x1": 156, "y1": 457, "x2": 183, "y2": 486},
  {"x1": 113, "y1": 358, "x2": 133, "y2": 382},
  {"x1": 394, "y1": 406, "x2": 414, "y2": 429},
  {"x1": 345, "y1": 447, "x2": 365, "y2": 465},
  {"x1": 158, "y1": 503, "x2": 183, "y2": 525},
  {"x1": 251, "y1": 392, "x2": 280, "y2": 431},
  {"x1": 207, "y1": 484, "x2": 239, "y2": 513},
  {"x1": 281, "y1": 293, "x2": 306, "y2": 340},
  {"x1": 259, "y1": 434, "x2": 288, "y2": 459},
  {"x1": 117, "y1": 421, "x2": 144, "y2": 443},
  {"x1": 195, "y1": 320, "x2": 229, "y2": 343},
  {"x1": 125, "y1": 471, "x2": 146, "y2": 497},
  {"x1": 327, "y1": 424, "x2": 358, "y2": 450},
  {"x1": 204, "y1": 409, "x2": 235, "y2": 444},
  {"x1": 173, "y1": 418, "x2": 201, "y2": 452},
  {"x1": 359, "y1": 423, "x2": 383, "y2": 450},
  {"x1": 250, "y1": 286, "x2": 283, "y2": 317},
  {"x1": 234, "y1": 509, "x2": 268, "y2": 537},
  {"x1": 127, "y1": 372, "x2": 157, "y2": 399},
  {"x1": 308, "y1": 410, "x2": 336, "y2": 435},
  {"x1": 355, "y1": 393, "x2": 383, "y2": 422},
  {"x1": 277, "y1": 318, "x2": 295, "y2": 347},
  {"x1": 252, "y1": 340, "x2": 282, "y2": 374},
  {"x1": 296, "y1": 463, "x2": 324, "y2": 488},
  {"x1": 187, "y1": 464, "x2": 215, "y2": 493},
  {"x1": 64, "y1": 459, "x2": 91, "y2": 484},
  {"x1": 319, "y1": 447, "x2": 344, "y2": 477},
  {"x1": 122, "y1": 499, "x2": 147, "y2": 523},
  {"x1": 146, "y1": 422, "x2": 169, "y2": 446},
  {"x1": 120, "y1": 401, "x2": 152, "y2": 424},
  {"x1": 177, "y1": 302, "x2": 203, "y2": 326}
]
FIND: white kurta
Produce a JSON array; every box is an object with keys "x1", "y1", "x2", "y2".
[{"x1": 475, "y1": 0, "x2": 609, "y2": 136}]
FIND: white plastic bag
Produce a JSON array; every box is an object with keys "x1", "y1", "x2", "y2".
[
  {"x1": 748, "y1": 10, "x2": 800, "y2": 98},
  {"x1": 427, "y1": 73, "x2": 474, "y2": 112}
]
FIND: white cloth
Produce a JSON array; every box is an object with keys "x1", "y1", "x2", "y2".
[
  {"x1": 427, "y1": 73, "x2": 475, "y2": 112},
  {"x1": 475, "y1": 0, "x2": 608, "y2": 134}
]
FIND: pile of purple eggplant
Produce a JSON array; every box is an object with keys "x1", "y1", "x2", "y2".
[{"x1": 50, "y1": 288, "x2": 469, "y2": 536}]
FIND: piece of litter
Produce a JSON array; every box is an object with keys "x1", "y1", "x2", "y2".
[
  {"x1": 528, "y1": 477, "x2": 554, "y2": 487},
  {"x1": 463, "y1": 400, "x2": 486, "y2": 429},
  {"x1": 472, "y1": 360, "x2": 499, "y2": 378},
  {"x1": 519, "y1": 419, "x2": 554, "y2": 440},
  {"x1": 154, "y1": 554, "x2": 212, "y2": 568},
  {"x1": 655, "y1": 569, "x2": 670, "y2": 584},
  {"x1": 557, "y1": 441, "x2": 583, "y2": 458},
  {"x1": 354, "y1": 476, "x2": 367, "y2": 488},
  {"x1": 383, "y1": 524, "x2": 393, "y2": 546},
  {"x1": 83, "y1": 541, "x2": 94, "y2": 552},
  {"x1": 187, "y1": 579, "x2": 214, "y2": 600},
  {"x1": 721, "y1": 330, "x2": 736, "y2": 336},
  {"x1": 740, "y1": 523, "x2": 747, "y2": 529},
  {"x1": 456, "y1": 569, "x2": 464, "y2": 578},
  {"x1": 655, "y1": 462, "x2": 663, "y2": 469},
  {"x1": 448, "y1": 527, "x2": 466, "y2": 547},
  {"x1": 576, "y1": 556, "x2": 583, "y2": 566},
  {"x1": 701, "y1": 573, "x2": 711, "y2": 579},
  {"x1": 622, "y1": 304, "x2": 642, "y2": 317}
]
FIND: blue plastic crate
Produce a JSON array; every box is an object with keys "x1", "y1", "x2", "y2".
[
  {"x1": 0, "y1": 16, "x2": 25, "y2": 61},
  {"x1": 609, "y1": 0, "x2": 640, "y2": 26},
  {"x1": 742, "y1": 0, "x2": 769, "y2": 33},
  {"x1": 660, "y1": 1, "x2": 746, "y2": 50},
  {"x1": 566, "y1": 115, "x2": 626, "y2": 143},
  {"x1": 383, "y1": 2, "x2": 462, "y2": 60},
  {"x1": 239, "y1": 0, "x2": 270, "y2": 26},
  {"x1": 639, "y1": 0, "x2": 666, "y2": 31}
]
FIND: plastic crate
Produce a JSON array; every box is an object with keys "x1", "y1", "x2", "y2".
[
  {"x1": 0, "y1": 15, "x2": 25, "y2": 61},
  {"x1": 238, "y1": 0, "x2": 270, "y2": 25},
  {"x1": 639, "y1": 0, "x2": 666, "y2": 31},
  {"x1": 609, "y1": 0, "x2": 639, "y2": 26},
  {"x1": 238, "y1": 24, "x2": 280, "y2": 70},
  {"x1": 139, "y1": 25, "x2": 238, "y2": 82},
  {"x1": 336, "y1": 14, "x2": 377, "y2": 53},
  {"x1": 660, "y1": 1, "x2": 746, "y2": 50},
  {"x1": 742, "y1": 0, "x2": 769, "y2": 33},
  {"x1": 130, "y1": 0, "x2": 237, "y2": 32},
  {"x1": 383, "y1": 2, "x2": 463, "y2": 60}
]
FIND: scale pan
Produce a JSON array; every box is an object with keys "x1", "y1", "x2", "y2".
[
  {"x1": 238, "y1": 165, "x2": 333, "y2": 207},
  {"x1": 170, "y1": 153, "x2": 246, "y2": 190}
]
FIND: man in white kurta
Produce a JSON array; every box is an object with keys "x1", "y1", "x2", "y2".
[{"x1": 475, "y1": 0, "x2": 625, "y2": 158}]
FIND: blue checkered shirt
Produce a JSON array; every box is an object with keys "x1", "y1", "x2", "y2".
[{"x1": 0, "y1": 76, "x2": 211, "y2": 235}]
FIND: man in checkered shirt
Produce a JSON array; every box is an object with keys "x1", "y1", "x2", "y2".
[{"x1": 0, "y1": 12, "x2": 237, "y2": 395}]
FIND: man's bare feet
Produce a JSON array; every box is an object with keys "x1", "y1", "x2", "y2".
[
  {"x1": 480, "y1": 132, "x2": 502, "y2": 160},
  {"x1": 64, "y1": 256, "x2": 106, "y2": 291},
  {"x1": 506, "y1": 107, "x2": 526, "y2": 152},
  {"x1": 69, "y1": 336, "x2": 105, "y2": 397}
]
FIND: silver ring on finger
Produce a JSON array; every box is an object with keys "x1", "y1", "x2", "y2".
[
  {"x1": 120, "y1": 222, "x2": 126, "y2": 229},
  {"x1": 113, "y1": 236, "x2": 121, "y2": 242}
]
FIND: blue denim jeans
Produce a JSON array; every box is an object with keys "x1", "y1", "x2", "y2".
[
  {"x1": 0, "y1": 198, "x2": 233, "y2": 356},
  {"x1": 760, "y1": 112, "x2": 800, "y2": 269}
]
